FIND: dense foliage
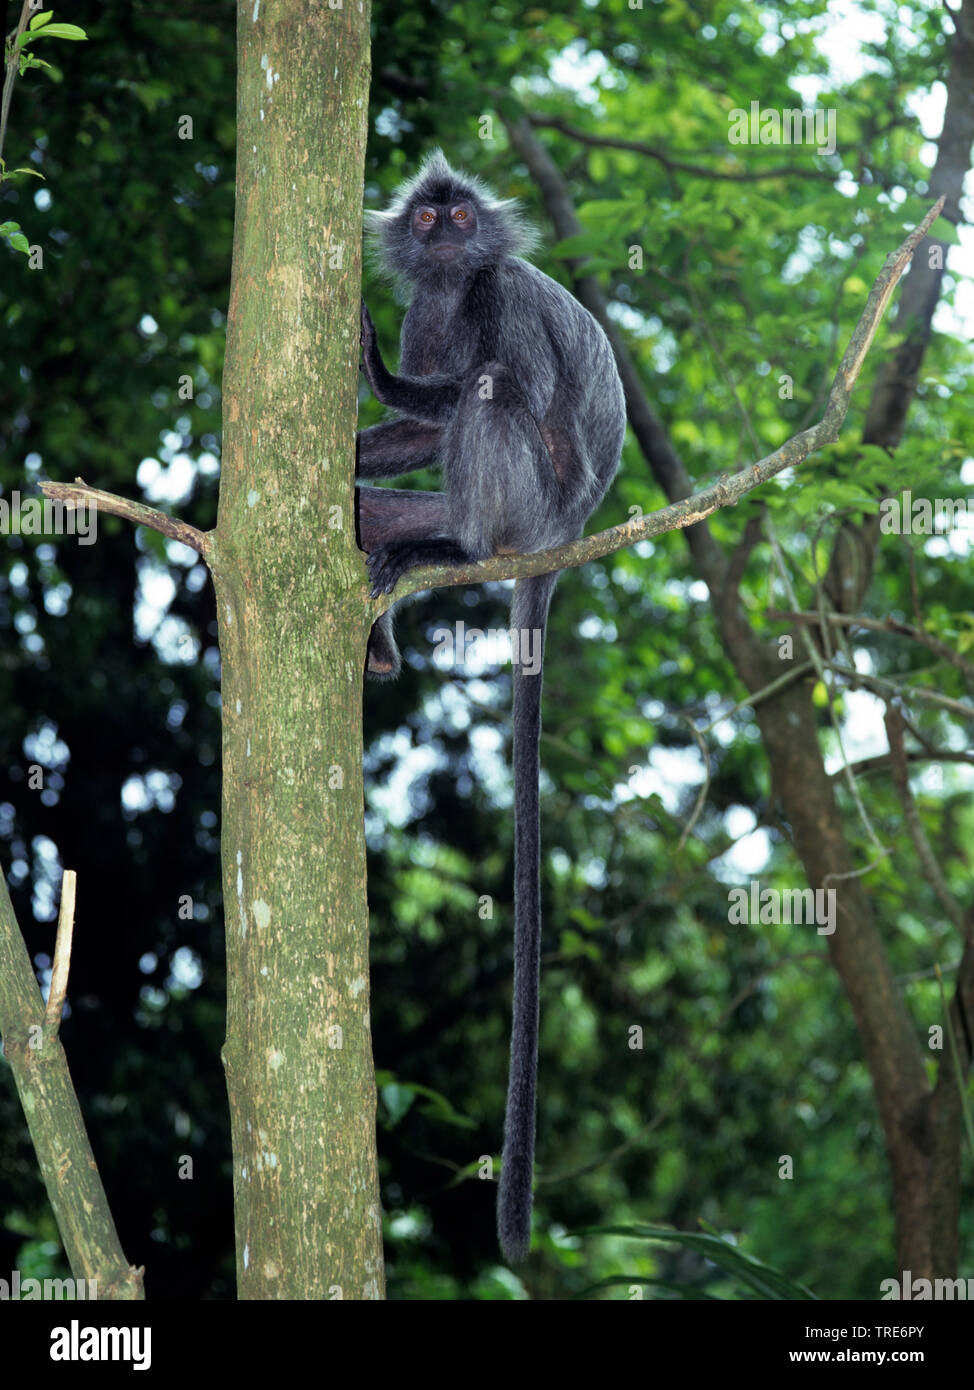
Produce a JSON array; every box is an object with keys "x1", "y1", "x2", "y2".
[{"x1": 1, "y1": 0, "x2": 971, "y2": 1299}]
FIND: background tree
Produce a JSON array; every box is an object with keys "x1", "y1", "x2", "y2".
[{"x1": 1, "y1": 0, "x2": 972, "y2": 1300}]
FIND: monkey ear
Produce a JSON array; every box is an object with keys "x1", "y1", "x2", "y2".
[
  {"x1": 362, "y1": 203, "x2": 402, "y2": 286},
  {"x1": 363, "y1": 207, "x2": 392, "y2": 234}
]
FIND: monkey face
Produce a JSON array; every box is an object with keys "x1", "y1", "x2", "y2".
[{"x1": 410, "y1": 200, "x2": 479, "y2": 263}]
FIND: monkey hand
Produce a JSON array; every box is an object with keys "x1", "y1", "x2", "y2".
[
  {"x1": 360, "y1": 301, "x2": 386, "y2": 396},
  {"x1": 360, "y1": 300, "x2": 375, "y2": 353}
]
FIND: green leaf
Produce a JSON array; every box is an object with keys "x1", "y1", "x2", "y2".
[
  {"x1": 42, "y1": 22, "x2": 88, "y2": 39},
  {"x1": 374, "y1": 1072, "x2": 475, "y2": 1130},
  {"x1": 18, "y1": 53, "x2": 55, "y2": 74},
  {"x1": 550, "y1": 233, "x2": 611, "y2": 259},
  {"x1": 379, "y1": 1082, "x2": 415, "y2": 1126},
  {"x1": 929, "y1": 215, "x2": 960, "y2": 246},
  {"x1": 28, "y1": 9, "x2": 54, "y2": 28},
  {"x1": 21, "y1": 22, "x2": 88, "y2": 44},
  {"x1": 559, "y1": 928, "x2": 601, "y2": 960},
  {"x1": 573, "y1": 1223, "x2": 819, "y2": 1299},
  {"x1": 567, "y1": 906, "x2": 601, "y2": 932},
  {"x1": 407, "y1": 1080, "x2": 476, "y2": 1129},
  {"x1": 139, "y1": 527, "x2": 169, "y2": 562},
  {"x1": 574, "y1": 199, "x2": 645, "y2": 222}
]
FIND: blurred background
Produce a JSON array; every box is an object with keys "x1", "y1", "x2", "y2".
[{"x1": 1, "y1": 0, "x2": 972, "y2": 1299}]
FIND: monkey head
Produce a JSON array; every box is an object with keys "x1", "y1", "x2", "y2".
[{"x1": 366, "y1": 149, "x2": 538, "y2": 285}]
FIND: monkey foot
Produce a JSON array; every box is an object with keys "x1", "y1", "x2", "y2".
[{"x1": 366, "y1": 540, "x2": 469, "y2": 596}]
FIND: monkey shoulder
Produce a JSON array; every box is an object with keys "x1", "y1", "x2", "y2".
[
  {"x1": 494, "y1": 260, "x2": 618, "y2": 388},
  {"x1": 506, "y1": 261, "x2": 609, "y2": 348}
]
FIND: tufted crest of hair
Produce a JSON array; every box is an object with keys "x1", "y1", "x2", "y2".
[{"x1": 365, "y1": 149, "x2": 539, "y2": 284}]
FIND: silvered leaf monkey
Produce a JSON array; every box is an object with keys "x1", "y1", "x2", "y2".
[{"x1": 356, "y1": 151, "x2": 625, "y2": 1263}]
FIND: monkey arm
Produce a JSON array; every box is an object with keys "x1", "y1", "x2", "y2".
[{"x1": 361, "y1": 301, "x2": 462, "y2": 424}]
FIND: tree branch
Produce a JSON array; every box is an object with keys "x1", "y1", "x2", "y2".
[
  {"x1": 526, "y1": 113, "x2": 841, "y2": 183},
  {"x1": 43, "y1": 869, "x2": 76, "y2": 1036},
  {"x1": 38, "y1": 478, "x2": 211, "y2": 559},
  {"x1": 0, "y1": 866, "x2": 143, "y2": 1297},
  {"x1": 832, "y1": 750, "x2": 974, "y2": 780},
  {"x1": 768, "y1": 609, "x2": 974, "y2": 690},
  {"x1": 372, "y1": 193, "x2": 944, "y2": 615},
  {"x1": 0, "y1": 0, "x2": 30, "y2": 164}
]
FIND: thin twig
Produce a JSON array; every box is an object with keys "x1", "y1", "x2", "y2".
[
  {"x1": 695, "y1": 661, "x2": 818, "y2": 734},
  {"x1": 0, "y1": 2, "x2": 31, "y2": 165},
  {"x1": 765, "y1": 515, "x2": 887, "y2": 854},
  {"x1": 832, "y1": 749, "x2": 974, "y2": 780},
  {"x1": 525, "y1": 114, "x2": 841, "y2": 184},
  {"x1": 820, "y1": 849, "x2": 893, "y2": 891},
  {"x1": 823, "y1": 659, "x2": 974, "y2": 722},
  {"x1": 676, "y1": 716, "x2": 711, "y2": 851},
  {"x1": 768, "y1": 609, "x2": 974, "y2": 690},
  {"x1": 44, "y1": 868, "x2": 76, "y2": 1034},
  {"x1": 885, "y1": 708, "x2": 966, "y2": 931}
]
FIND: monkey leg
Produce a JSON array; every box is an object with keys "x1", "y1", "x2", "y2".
[
  {"x1": 356, "y1": 486, "x2": 455, "y2": 677},
  {"x1": 356, "y1": 418, "x2": 443, "y2": 479},
  {"x1": 357, "y1": 484, "x2": 470, "y2": 598},
  {"x1": 359, "y1": 364, "x2": 573, "y2": 598},
  {"x1": 356, "y1": 485, "x2": 450, "y2": 550}
]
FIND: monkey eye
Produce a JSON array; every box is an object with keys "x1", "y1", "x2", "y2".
[
  {"x1": 452, "y1": 206, "x2": 468, "y2": 222},
  {"x1": 418, "y1": 209, "x2": 435, "y2": 224}
]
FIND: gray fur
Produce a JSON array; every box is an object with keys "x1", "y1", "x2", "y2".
[{"x1": 355, "y1": 154, "x2": 625, "y2": 1262}]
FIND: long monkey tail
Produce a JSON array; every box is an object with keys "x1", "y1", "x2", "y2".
[{"x1": 497, "y1": 569, "x2": 560, "y2": 1265}]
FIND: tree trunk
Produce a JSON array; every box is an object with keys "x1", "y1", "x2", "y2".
[{"x1": 214, "y1": 0, "x2": 382, "y2": 1299}]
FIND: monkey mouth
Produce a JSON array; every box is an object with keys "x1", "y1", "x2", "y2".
[{"x1": 430, "y1": 244, "x2": 462, "y2": 259}]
